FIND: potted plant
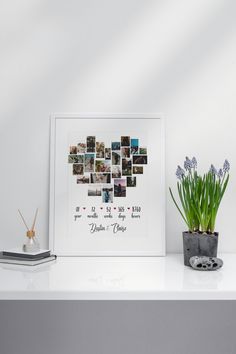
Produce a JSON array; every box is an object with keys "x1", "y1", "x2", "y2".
[{"x1": 169, "y1": 157, "x2": 230, "y2": 266}]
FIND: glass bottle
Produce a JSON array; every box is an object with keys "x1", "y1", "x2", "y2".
[{"x1": 23, "y1": 230, "x2": 40, "y2": 252}]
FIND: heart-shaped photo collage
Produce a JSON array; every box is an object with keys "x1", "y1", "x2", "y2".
[{"x1": 68, "y1": 136, "x2": 148, "y2": 203}]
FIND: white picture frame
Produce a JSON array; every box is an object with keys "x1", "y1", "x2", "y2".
[{"x1": 49, "y1": 113, "x2": 165, "y2": 256}]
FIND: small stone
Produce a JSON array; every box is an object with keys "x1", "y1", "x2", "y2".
[{"x1": 189, "y1": 256, "x2": 223, "y2": 271}]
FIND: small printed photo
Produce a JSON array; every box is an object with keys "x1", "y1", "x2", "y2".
[
  {"x1": 96, "y1": 142, "x2": 105, "y2": 158},
  {"x1": 73, "y1": 164, "x2": 84, "y2": 175},
  {"x1": 112, "y1": 165, "x2": 121, "y2": 178},
  {"x1": 95, "y1": 160, "x2": 111, "y2": 172},
  {"x1": 133, "y1": 166, "x2": 143, "y2": 174},
  {"x1": 139, "y1": 147, "x2": 147, "y2": 155},
  {"x1": 77, "y1": 175, "x2": 90, "y2": 184},
  {"x1": 131, "y1": 146, "x2": 138, "y2": 154},
  {"x1": 84, "y1": 153, "x2": 95, "y2": 172},
  {"x1": 68, "y1": 155, "x2": 79, "y2": 163},
  {"x1": 102, "y1": 186, "x2": 113, "y2": 203},
  {"x1": 133, "y1": 155, "x2": 148, "y2": 164},
  {"x1": 121, "y1": 147, "x2": 130, "y2": 158},
  {"x1": 112, "y1": 151, "x2": 121, "y2": 165},
  {"x1": 87, "y1": 136, "x2": 95, "y2": 152},
  {"x1": 114, "y1": 179, "x2": 126, "y2": 197},
  {"x1": 105, "y1": 148, "x2": 111, "y2": 160},
  {"x1": 77, "y1": 155, "x2": 84, "y2": 163},
  {"x1": 70, "y1": 146, "x2": 78, "y2": 154},
  {"x1": 90, "y1": 173, "x2": 111, "y2": 184},
  {"x1": 131, "y1": 138, "x2": 139, "y2": 154},
  {"x1": 77, "y1": 143, "x2": 86, "y2": 153},
  {"x1": 111, "y1": 142, "x2": 120, "y2": 151},
  {"x1": 127, "y1": 176, "x2": 136, "y2": 187},
  {"x1": 122, "y1": 158, "x2": 132, "y2": 176},
  {"x1": 88, "y1": 185, "x2": 102, "y2": 196},
  {"x1": 121, "y1": 136, "x2": 130, "y2": 147}
]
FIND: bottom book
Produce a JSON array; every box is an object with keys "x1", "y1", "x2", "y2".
[{"x1": 0, "y1": 254, "x2": 57, "y2": 266}]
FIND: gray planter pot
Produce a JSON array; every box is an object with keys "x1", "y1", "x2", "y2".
[{"x1": 183, "y1": 231, "x2": 218, "y2": 266}]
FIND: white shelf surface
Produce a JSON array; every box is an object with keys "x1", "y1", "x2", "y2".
[{"x1": 0, "y1": 254, "x2": 236, "y2": 300}]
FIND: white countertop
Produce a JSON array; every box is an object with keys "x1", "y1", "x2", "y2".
[{"x1": 0, "y1": 254, "x2": 236, "y2": 300}]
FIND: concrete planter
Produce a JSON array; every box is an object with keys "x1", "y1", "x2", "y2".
[{"x1": 183, "y1": 231, "x2": 218, "y2": 266}]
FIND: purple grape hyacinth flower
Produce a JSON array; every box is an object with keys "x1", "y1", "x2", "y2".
[
  {"x1": 184, "y1": 156, "x2": 193, "y2": 171},
  {"x1": 192, "y1": 157, "x2": 197, "y2": 169},
  {"x1": 223, "y1": 159, "x2": 230, "y2": 173},
  {"x1": 210, "y1": 164, "x2": 217, "y2": 175},
  {"x1": 176, "y1": 165, "x2": 185, "y2": 180},
  {"x1": 217, "y1": 168, "x2": 223, "y2": 178}
]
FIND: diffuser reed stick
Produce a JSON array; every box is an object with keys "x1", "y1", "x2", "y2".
[
  {"x1": 31, "y1": 208, "x2": 38, "y2": 232},
  {"x1": 18, "y1": 209, "x2": 30, "y2": 231}
]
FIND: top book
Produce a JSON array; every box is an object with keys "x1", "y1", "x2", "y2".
[{"x1": 2, "y1": 248, "x2": 50, "y2": 259}]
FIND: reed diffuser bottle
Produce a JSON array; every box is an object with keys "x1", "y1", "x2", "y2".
[{"x1": 18, "y1": 208, "x2": 40, "y2": 252}]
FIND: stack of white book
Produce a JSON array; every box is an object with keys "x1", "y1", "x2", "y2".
[{"x1": 0, "y1": 249, "x2": 57, "y2": 266}]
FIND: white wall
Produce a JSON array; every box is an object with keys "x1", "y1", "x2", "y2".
[{"x1": 0, "y1": 0, "x2": 235, "y2": 253}]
